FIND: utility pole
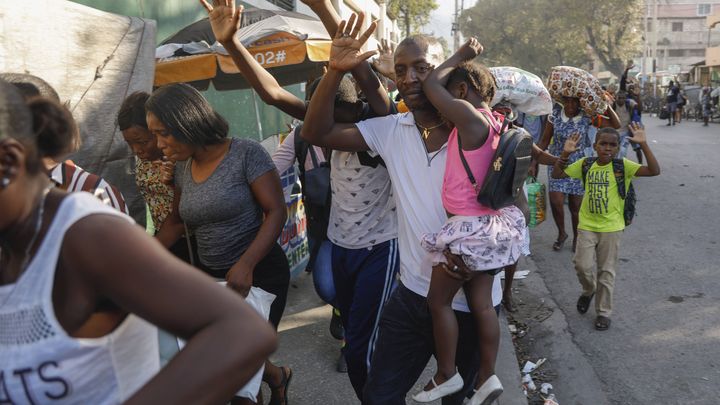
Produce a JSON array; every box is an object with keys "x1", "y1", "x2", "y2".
[
  {"x1": 452, "y1": 0, "x2": 464, "y2": 52},
  {"x1": 652, "y1": 0, "x2": 659, "y2": 99}
]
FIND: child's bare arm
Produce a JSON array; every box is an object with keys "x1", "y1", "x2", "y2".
[
  {"x1": 551, "y1": 133, "x2": 581, "y2": 179},
  {"x1": 627, "y1": 123, "x2": 660, "y2": 177},
  {"x1": 532, "y1": 144, "x2": 557, "y2": 166},
  {"x1": 422, "y1": 38, "x2": 488, "y2": 146}
]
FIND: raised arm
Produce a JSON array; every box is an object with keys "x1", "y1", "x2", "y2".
[
  {"x1": 201, "y1": 0, "x2": 306, "y2": 119},
  {"x1": 551, "y1": 133, "x2": 581, "y2": 179},
  {"x1": 626, "y1": 122, "x2": 660, "y2": 177},
  {"x1": 422, "y1": 38, "x2": 489, "y2": 148},
  {"x1": 598, "y1": 93, "x2": 621, "y2": 129},
  {"x1": 301, "y1": 3, "x2": 392, "y2": 116},
  {"x1": 620, "y1": 62, "x2": 633, "y2": 92},
  {"x1": 372, "y1": 39, "x2": 396, "y2": 82},
  {"x1": 300, "y1": 15, "x2": 376, "y2": 151}
]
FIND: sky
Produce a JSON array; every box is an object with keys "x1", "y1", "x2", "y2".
[{"x1": 423, "y1": 0, "x2": 478, "y2": 51}]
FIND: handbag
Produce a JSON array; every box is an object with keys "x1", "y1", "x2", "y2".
[
  {"x1": 525, "y1": 177, "x2": 546, "y2": 228},
  {"x1": 293, "y1": 125, "x2": 331, "y2": 207},
  {"x1": 302, "y1": 146, "x2": 331, "y2": 206}
]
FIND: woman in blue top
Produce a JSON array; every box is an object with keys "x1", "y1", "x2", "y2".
[{"x1": 538, "y1": 96, "x2": 620, "y2": 252}]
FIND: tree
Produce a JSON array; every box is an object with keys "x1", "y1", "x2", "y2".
[
  {"x1": 387, "y1": 0, "x2": 439, "y2": 38},
  {"x1": 563, "y1": 0, "x2": 644, "y2": 77},
  {"x1": 460, "y1": 0, "x2": 642, "y2": 78}
]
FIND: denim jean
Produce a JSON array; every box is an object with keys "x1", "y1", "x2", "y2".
[{"x1": 308, "y1": 237, "x2": 335, "y2": 306}]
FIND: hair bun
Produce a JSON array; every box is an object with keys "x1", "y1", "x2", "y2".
[{"x1": 27, "y1": 97, "x2": 79, "y2": 159}]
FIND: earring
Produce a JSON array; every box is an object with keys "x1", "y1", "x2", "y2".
[{"x1": 0, "y1": 177, "x2": 9, "y2": 189}]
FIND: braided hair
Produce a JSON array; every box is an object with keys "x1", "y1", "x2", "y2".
[{"x1": 447, "y1": 61, "x2": 496, "y2": 104}]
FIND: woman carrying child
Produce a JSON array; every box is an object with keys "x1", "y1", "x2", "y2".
[{"x1": 412, "y1": 38, "x2": 524, "y2": 405}]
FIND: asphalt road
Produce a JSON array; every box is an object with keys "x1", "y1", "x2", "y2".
[{"x1": 523, "y1": 116, "x2": 720, "y2": 405}]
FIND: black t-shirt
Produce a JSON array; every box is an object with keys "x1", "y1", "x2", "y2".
[{"x1": 667, "y1": 86, "x2": 679, "y2": 103}]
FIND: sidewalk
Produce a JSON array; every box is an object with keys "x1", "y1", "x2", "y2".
[{"x1": 263, "y1": 271, "x2": 527, "y2": 404}]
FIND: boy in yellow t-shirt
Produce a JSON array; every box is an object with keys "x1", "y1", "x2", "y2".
[{"x1": 551, "y1": 124, "x2": 660, "y2": 331}]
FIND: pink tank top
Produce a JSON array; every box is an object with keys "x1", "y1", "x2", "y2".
[{"x1": 442, "y1": 108, "x2": 503, "y2": 216}]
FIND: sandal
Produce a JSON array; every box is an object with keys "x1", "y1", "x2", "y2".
[
  {"x1": 576, "y1": 293, "x2": 594, "y2": 314},
  {"x1": 552, "y1": 235, "x2": 568, "y2": 251},
  {"x1": 268, "y1": 366, "x2": 292, "y2": 405},
  {"x1": 595, "y1": 316, "x2": 611, "y2": 331}
]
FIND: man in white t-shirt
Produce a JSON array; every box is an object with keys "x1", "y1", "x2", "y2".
[{"x1": 301, "y1": 27, "x2": 503, "y2": 404}]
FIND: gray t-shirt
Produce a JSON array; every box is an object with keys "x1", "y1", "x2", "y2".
[{"x1": 175, "y1": 138, "x2": 275, "y2": 271}]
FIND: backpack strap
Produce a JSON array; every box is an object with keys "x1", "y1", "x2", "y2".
[
  {"x1": 293, "y1": 125, "x2": 309, "y2": 178},
  {"x1": 455, "y1": 110, "x2": 509, "y2": 192},
  {"x1": 457, "y1": 134, "x2": 479, "y2": 191},
  {"x1": 581, "y1": 157, "x2": 597, "y2": 186},
  {"x1": 612, "y1": 159, "x2": 627, "y2": 199}
]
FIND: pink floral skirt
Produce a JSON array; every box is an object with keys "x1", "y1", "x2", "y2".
[{"x1": 421, "y1": 206, "x2": 526, "y2": 272}]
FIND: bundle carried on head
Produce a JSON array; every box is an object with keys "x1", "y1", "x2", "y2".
[
  {"x1": 490, "y1": 67, "x2": 552, "y2": 116},
  {"x1": 547, "y1": 66, "x2": 607, "y2": 116}
]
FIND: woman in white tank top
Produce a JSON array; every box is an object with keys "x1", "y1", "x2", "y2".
[{"x1": 0, "y1": 81, "x2": 277, "y2": 403}]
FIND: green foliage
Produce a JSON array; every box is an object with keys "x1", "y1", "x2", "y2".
[
  {"x1": 460, "y1": 0, "x2": 642, "y2": 78},
  {"x1": 387, "y1": 0, "x2": 439, "y2": 38}
]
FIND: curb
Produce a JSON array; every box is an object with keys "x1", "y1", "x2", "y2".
[
  {"x1": 497, "y1": 312, "x2": 529, "y2": 404},
  {"x1": 509, "y1": 254, "x2": 610, "y2": 404}
]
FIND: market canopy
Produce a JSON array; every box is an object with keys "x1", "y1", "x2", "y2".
[
  {"x1": 0, "y1": 0, "x2": 156, "y2": 224},
  {"x1": 155, "y1": 7, "x2": 331, "y2": 90}
]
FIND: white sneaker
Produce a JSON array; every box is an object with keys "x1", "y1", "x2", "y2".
[
  {"x1": 412, "y1": 372, "x2": 464, "y2": 403},
  {"x1": 469, "y1": 375, "x2": 503, "y2": 405}
]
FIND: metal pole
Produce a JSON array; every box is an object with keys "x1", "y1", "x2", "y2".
[
  {"x1": 453, "y1": 0, "x2": 460, "y2": 52},
  {"x1": 652, "y1": 0, "x2": 658, "y2": 99},
  {"x1": 251, "y1": 89, "x2": 263, "y2": 141},
  {"x1": 642, "y1": 1, "x2": 648, "y2": 84}
]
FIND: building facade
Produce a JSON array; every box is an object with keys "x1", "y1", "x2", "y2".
[{"x1": 642, "y1": 0, "x2": 720, "y2": 74}]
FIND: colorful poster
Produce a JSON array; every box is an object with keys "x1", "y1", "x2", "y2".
[{"x1": 277, "y1": 166, "x2": 309, "y2": 278}]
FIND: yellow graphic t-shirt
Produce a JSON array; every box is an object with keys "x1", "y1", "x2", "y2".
[{"x1": 565, "y1": 158, "x2": 641, "y2": 232}]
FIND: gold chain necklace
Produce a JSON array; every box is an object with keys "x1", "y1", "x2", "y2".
[{"x1": 415, "y1": 121, "x2": 444, "y2": 140}]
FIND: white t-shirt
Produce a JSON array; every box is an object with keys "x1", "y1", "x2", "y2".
[
  {"x1": 357, "y1": 112, "x2": 502, "y2": 311},
  {"x1": 328, "y1": 151, "x2": 397, "y2": 249}
]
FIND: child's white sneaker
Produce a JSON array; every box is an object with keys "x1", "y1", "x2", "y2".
[
  {"x1": 412, "y1": 372, "x2": 464, "y2": 403},
  {"x1": 469, "y1": 375, "x2": 503, "y2": 405}
]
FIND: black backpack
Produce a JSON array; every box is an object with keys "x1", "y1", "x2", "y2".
[
  {"x1": 293, "y1": 125, "x2": 331, "y2": 241},
  {"x1": 457, "y1": 113, "x2": 533, "y2": 210},
  {"x1": 581, "y1": 158, "x2": 636, "y2": 226}
]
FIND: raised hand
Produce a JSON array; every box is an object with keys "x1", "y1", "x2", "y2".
[
  {"x1": 329, "y1": 13, "x2": 378, "y2": 72},
  {"x1": 455, "y1": 37, "x2": 483, "y2": 61},
  {"x1": 562, "y1": 133, "x2": 582, "y2": 155},
  {"x1": 626, "y1": 122, "x2": 647, "y2": 144},
  {"x1": 371, "y1": 38, "x2": 395, "y2": 80},
  {"x1": 200, "y1": 0, "x2": 242, "y2": 44},
  {"x1": 604, "y1": 91, "x2": 615, "y2": 105}
]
